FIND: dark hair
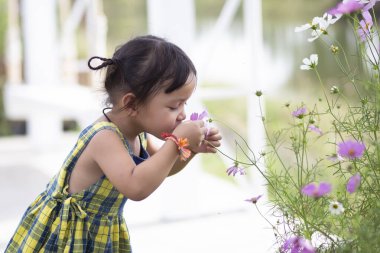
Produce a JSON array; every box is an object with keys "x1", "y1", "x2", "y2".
[{"x1": 88, "y1": 35, "x2": 197, "y2": 106}]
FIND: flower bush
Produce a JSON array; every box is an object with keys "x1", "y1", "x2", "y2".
[{"x1": 202, "y1": 1, "x2": 380, "y2": 252}]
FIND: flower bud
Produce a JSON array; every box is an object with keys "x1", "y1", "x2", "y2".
[
  {"x1": 330, "y1": 45, "x2": 339, "y2": 54},
  {"x1": 330, "y1": 85, "x2": 339, "y2": 94}
]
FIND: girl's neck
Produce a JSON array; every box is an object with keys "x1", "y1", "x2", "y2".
[{"x1": 103, "y1": 109, "x2": 141, "y2": 141}]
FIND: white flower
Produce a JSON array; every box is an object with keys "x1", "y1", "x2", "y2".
[
  {"x1": 323, "y1": 13, "x2": 342, "y2": 25},
  {"x1": 295, "y1": 13, "x2": 342, "y2": 42},
  {"x1": 300, "y1": 54, "x2": 318, "y2": 70},
  {"x1": 329, "y1": 201, "x2": 345, "y2": 215},
  {"x1": 295, "y1": 16, "x2": 321, "y2": 33},
  {"x1": 295, "y1": 23, "x2": 312, "y2": 33}
]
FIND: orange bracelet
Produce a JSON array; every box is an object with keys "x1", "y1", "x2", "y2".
[{"x1": 161, "y1": 133, "x2": 191, "y2": 161}]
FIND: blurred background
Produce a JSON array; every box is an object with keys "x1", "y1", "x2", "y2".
[{"x1": 0, "y1": 0, "x2": 348, "y2": 252}]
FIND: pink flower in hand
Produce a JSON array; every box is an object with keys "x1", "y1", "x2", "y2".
[
  {"x1": 190, "y1": 110, "x2": 208, "y2": 121},
  {"x1": 190, "y1": 110, "x2": 210, "y2": 137}
]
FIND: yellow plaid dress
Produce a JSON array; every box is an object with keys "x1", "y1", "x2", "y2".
[{"x1": 5, "y1": 121, "x2": 149, "y2": 252}]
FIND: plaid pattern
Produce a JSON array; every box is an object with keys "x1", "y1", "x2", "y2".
[{"x1": 6, "y1": 122, "x2": 148, "y2": 252}]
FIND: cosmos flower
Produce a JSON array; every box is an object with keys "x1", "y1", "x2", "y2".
[
  {"x1": 282, "y1": 236, "x2": 316, "y2": 253},
  {"x1": 363, "y1": 0, "x2": 380, "y2": 11},
  {"x1": 300, "y1": 54, "x2": 318, "y2": 70},
  {"x1": 226, "y1": 162, "x2": 246, "y2": 176},
  {"x1": 301, "y1": 182, "x2": 332, "y2": 198},
  {"x1": 190, "y1": 110, "x2": 209, "y2": 121},
  {"x1": 190, "y1": 110, "x2": 210, "y2": 136},
  {"x1": 337, "y1": 140, "x2": 366, "y2": 159},
  {"x1": 347, "y1": 173, "x2": 361, "y2": 193},
  {"x1": 329, "y1": 201, "x2": 345, "y2": 215},
  {"x1": 357, "y1": 11, "x2": 373, "y2": 41},
  {"x1": 295, "y1": 13, "x2": 341, "y2": 42},
  {"x1": 328, "y1": 0, "x2": 364, "y2": 15},
  {"x1": 292, "y1": 107, "x2": 307, "y2": 118},
  {"x1": 244, "y1": 195, "x2": 263, "y2": 204},
  {"x1": 308, "y1": 125, "x2": 323, "y2": 135}
]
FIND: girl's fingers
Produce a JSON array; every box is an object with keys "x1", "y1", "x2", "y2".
[
  {"x1": 206, "y1": 134, "x2": 222, "y2": 142},
  {"x1": 197, "y1": 120, "x2": 205, "y2": 127}
]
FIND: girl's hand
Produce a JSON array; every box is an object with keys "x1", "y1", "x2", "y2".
[
  {"x1": 191, "y1": 127, "x2": 222, "y2": 154},
  {"x1": 172, "y1": 120, "x2": 207, "y2": 151}
]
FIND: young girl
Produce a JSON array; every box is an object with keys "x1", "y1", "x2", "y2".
[{"x1": 6, "y1": 35, "x2": 222, "y2": 252}]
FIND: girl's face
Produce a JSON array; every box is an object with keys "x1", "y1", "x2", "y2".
[{"x1": 136, "y1": 72, "x2": 197, "y2": 139}]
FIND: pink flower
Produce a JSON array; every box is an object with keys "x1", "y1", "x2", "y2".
[
  {"x1": 301, "y1": 182, "x2": 332, "y2": 198},
  {"x1": 308, "y1": 125, "x2": 323, "y2": 135},
  {"x1": 244, "y1": 195, "x2": 262, "y2": 204},
  {"x1": 347, "y1": 173, "x2": 361, "y2": 194},
  {"x1": 292, "y1": 107, "x2": 307, "y2": 119},
  {"x1": 190, "y1": 110, "x2": 208, "y2": 121},
  {"x1": 190, "y1": 110, "x2": 210, "y2": 137},
  {"x1": 327, "y1": 0, "x2": 364, "y2": 15},
  {"x1": 337, "y1": 140, "x2": 366, "y2": 159},
  {"x1": 357, "y1": 11, "x2": 373, "y2": 41},
  {"x1": 226, "y1": 163, "x2": 246, "y2": 176},
  {"x1": 363, "y1": 0, "x2": 380, "y2": 11},
  {"x1": 282, "y1": 236, "x2": 315, "y2": 253}
]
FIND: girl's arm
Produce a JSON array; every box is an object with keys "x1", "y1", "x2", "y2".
[
  {"x1": 146, "y1": 134, "x2": 195, "y2": 176},
  {"x1": 89, "y1": 121, "x2": 205, "y2": 201}
]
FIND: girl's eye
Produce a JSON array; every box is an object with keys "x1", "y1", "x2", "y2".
[{"x1": 168, "y1": 102, "x2": 186, "y2": 111}]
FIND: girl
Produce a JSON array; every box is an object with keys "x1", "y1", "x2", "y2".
[{"x1": 6, "y1": 35, "x2": 222, "y2": 252}]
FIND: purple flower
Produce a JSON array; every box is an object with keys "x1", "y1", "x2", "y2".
[
  {"x1": 357, "y1": 11, "x2": 373, "y2": 41},
  {"x1": 327, "y1": 0, "x2": 364, "y2": 15},
  {"x1": 190, "y1": 110, "x2": 208, "y2": 121},
  {"x1": 226, "y1": 163, "x2": 246, "y2": 176},
  {"x1": 363, "y1": 0, "x2": 380, "y2": 11},
  {"x1": 301, "y1": 182, "x2": 332, "y2": 198},
  {"x1": 308, "y1": 125, "x2": 323, "y2": 135},
  {"x1": 347, "y1": 173, "x2": 361, "y2": 194},
  {"x1": 292, "y1": 107, "x2": 307, "y2": 119},
  {"x1": 245, "y1": 195, "x2": 262, "y2": 204},
  {"x1": 337, "y1": 140, "x2": 366, "y2": 159},
  {"x1": 190, "y1": 110, "x2": 210, "y2": 136},
  {"x1": 282, "y1": 236, "x2": 315, "y2": 253}
]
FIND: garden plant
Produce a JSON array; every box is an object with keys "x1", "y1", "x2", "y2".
[{"x1": 198, "y1": 1, "x2": 380, "y2": 252}]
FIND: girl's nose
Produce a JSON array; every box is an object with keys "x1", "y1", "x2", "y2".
[{"x1": 178, "y1": 109, "x2": 186, "y2": 121}]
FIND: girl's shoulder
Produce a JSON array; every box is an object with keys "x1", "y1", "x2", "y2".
[
  {"x1": 77, "y1": 121, "x2": 148, "y2": 152},
  {"x1": 77, "y1": 121, "x2": 125, "y2": 144}
]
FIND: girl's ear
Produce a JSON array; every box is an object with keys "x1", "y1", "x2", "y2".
[{"x1": 121, "y1": 93, "x2": 138, "y2": 116}]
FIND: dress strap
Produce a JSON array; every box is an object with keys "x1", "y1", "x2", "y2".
[
  {"x1": 102, "y1": 107, "x2": 112, "y2": 122},
  {"x1": 55, "y1": 122, "x2": 126, "y2": 192}
]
